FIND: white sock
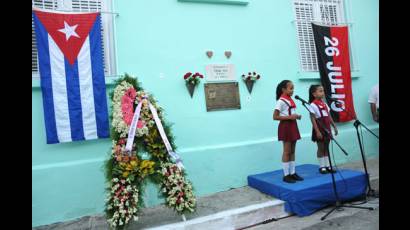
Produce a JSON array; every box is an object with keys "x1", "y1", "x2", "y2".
[
  {"x1": 289, "y1": 161, "x2": 296, "y2": 174},
  {"x1": 318, "y1": 157, "x2": 325, "y2": 168},
  {"x1": 282, "y1": 162, "x2": 290, "y2": 176},
  {"x1": 324, "y1": 156, "x2": 330, "y2": 167}
]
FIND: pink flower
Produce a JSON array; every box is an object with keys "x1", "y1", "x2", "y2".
[
  {"x1": 126, "y1": 88, "x2": 137, "y2": 99},
  {"x1": 121, "y1": 89, "x2": 136, "y2": 125},
  {"x1": 137, "y1": 120, "x2": 145, "y2": 129}
]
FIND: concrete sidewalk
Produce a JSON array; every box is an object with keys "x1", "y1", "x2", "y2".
[{"x1": 33, "y1": 156, "x2": 379, "y2": 230}]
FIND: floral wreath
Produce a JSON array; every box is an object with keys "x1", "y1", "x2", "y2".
[{"x1": 105, "y1": 74, "x2": 196, "y2": 229}]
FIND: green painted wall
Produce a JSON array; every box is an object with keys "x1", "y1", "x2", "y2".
[{"x1": 32, "y1": 0, "x2": 379, "y2": 227}]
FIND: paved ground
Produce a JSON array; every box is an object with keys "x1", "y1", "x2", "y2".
[
  {"x1": 246, "y1": 198, "x2": 379, "y2": 230},
  {"x1": 33, "y1": 156, "x2": 379, "y2": 230}
]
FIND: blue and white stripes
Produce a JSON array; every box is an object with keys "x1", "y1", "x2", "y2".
[{"x1": 33, "y1": 12, "x2": 109, "y2": 144}]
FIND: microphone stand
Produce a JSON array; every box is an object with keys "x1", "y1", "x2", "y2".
[
  {"x1": 327, "y1": 98, "x2": 379, "y2": 198},
  {"x1": 297, "y1": 99, "x2": 374, "y2": 221}
]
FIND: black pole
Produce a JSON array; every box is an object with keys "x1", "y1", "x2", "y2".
[
  {"x1": 330, "y1": 99, "x2": 379, "y2": 198},
  {"x1": 353, "y1": 122, "x2": 379, "y2": 197},
  {"x1": 354, "y1": 120, "x2": 379, "y2": 139}
]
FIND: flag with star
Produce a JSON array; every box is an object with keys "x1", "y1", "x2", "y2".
[{"x1": 32, "y1": 8, "x2": 109, "y2": 144}]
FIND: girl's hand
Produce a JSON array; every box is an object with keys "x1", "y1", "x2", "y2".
[
  {"x1": 289, "y1": 114, "x2": 299, "y2": 120},
  {"x1": 316, "y1": 131, "x2": 323, "y2": 140},
  {"x1": 334, "y1": 128, "x2": 338, "y2": 136}
]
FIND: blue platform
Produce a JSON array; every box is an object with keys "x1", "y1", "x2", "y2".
[{"x1": 247, "y1": 164, "x2": 367, "y2": 216}]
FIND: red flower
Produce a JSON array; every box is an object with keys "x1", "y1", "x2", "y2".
[
  {"x1": 256, "y1": 75, "x2": 260, "y2": 79},
  {"x1": 118, "y1": 139, "x2": 126, "y2": 145},
  {"x1": 184, "y1": 72, "x2": 192, "y2": 79},
  {"x1": 248, "y1": 72, "x2": 251, "y2": 75},
  {"x1": 199, "y1": 74, "x2": 204, "y2": 78}
]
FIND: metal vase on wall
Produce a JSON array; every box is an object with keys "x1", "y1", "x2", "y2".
[
  {"x1": 245, "y1": 79, "x2": 254, "y2": 94},
  {"x1": 186, "y1": 83, "x2": 196, "y2": 98}
]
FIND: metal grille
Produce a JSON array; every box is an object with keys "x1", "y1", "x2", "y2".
[
  {"x1": 293, "y1": 0, "x2": 346, "y2": 72},
  {"x1": 32, "y1": 0, "x2": 113, "y2": 76}
]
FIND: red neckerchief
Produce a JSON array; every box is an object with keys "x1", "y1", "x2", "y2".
[
  {"x1": 313, "y1": 99, "x2": 327, "y2": 111},
  {"x1": 280, "y1": 94, "x2": 296, "y2": 108}
]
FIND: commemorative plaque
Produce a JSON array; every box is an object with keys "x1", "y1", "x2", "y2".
[{"x1": 204, "y1": 82, "x2": 241, "y2": 111}]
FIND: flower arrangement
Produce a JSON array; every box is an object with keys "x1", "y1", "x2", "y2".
[
  {"x1": 241, "y1": 71, "x2": 261, "y2": 94},
  {"x1": 105, "y1": 74, "x2": 196, "y2": 229},
  {"x1": 183, "y1": 72, "x2": 204, "y2": 98},
  {"x1": 241, "y1": 72, "x2": 261, "y2": 81},
  {"x1": 160, "y1": 162, "x2": 196, "y2": 213},
  {"x1": 106, "y1": 178, "x2": 139, "y2": 228},
  {"x1": 183, "y1": 72, "x2": 204, "y2": 86}
]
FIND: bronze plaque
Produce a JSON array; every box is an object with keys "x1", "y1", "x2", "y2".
[{"x1": 204, "y1": 82, "x2": 241, "y2": 111}]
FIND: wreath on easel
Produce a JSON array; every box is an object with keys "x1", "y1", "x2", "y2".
[{"x1": 104, "y1": 74, "x2": 196, "y2": 229}]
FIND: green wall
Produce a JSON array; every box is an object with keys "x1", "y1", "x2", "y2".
[{"x1": 32, "y1": 0, "x2": 379, "y2": 227}]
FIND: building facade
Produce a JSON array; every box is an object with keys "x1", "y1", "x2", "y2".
[{"x1": 32, "y1": 0, "x2": 379, "y2": 226}]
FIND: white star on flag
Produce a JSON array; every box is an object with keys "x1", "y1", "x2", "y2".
[{"x1": 58, "y1": 21, "x2": 80, "y2": 41}]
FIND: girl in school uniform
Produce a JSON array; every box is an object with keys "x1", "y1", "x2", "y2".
[
  {"x1": 308, "y1": 85, "x2": 338, "y2": 174},
  {"x1": 273, "y1": 80, "x2": 303, "y2": 183}
]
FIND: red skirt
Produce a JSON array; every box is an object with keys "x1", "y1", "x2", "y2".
[
  {"x1": 312, "y1": 117, "x2": 332, "y2": 142},
  {"x1": 278, "y1": 120, "x2": 301, "y2": 142}
]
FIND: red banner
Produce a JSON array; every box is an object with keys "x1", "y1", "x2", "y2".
[{"x1": 312, "y1": 23, "x2": 356, "y2": 122}]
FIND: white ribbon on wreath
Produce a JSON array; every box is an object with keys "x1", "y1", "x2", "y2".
[{"x1": 125, "y1": 96, "x2": 184, "y2": 169}]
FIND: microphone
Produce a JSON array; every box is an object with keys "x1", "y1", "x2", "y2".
[{"x1": 294, "y1": 95, "x2": 309, "y2": 104}]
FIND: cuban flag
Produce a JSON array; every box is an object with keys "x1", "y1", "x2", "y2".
[{"x1": 33, "y1": 8, "x2": 109, "y2": 144}]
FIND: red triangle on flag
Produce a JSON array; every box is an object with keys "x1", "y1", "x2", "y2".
[{"x1": 33, "y1": 10, "x2": 98, "y2": 65}]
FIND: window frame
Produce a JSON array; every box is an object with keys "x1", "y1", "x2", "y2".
[
  {"x1": 292, "y1": 0, "x2": 357, "y2": 73},
  {"x1": 32, "y1": 0, "x2": 117, "y2": 79}
]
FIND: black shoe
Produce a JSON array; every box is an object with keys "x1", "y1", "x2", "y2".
[
  {"x1": 283, "y1": 175, "x2": 296, "y2": 183},
  {"x1": 319, "y1": 167, "x2": 329, "y2": 174},
  {"x1": 291, "y1": 173, "x2": 304, "y2": 181},
  {"x1": 326, "y1": 167, "x2": 336, "y2": 173}
]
